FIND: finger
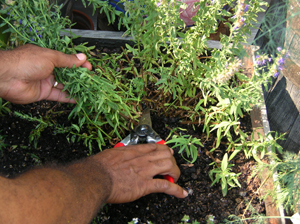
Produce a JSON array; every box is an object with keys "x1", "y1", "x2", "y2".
[
  {"x1": 124, "y1": 144, "x2": 173, "y2": 160},
  {"x1": 81, "y1": 60, "x2": 93, "y2": 70},
  {"x1": 46, "y1": 88, "x2": 76, "y2": 104},
  {"x1": 136, "y1": 147, "x2": 174, "y2": 162},
  {"x1": 111, "y1": 144, "x2": 159, "y2": 161},
  {"x1": 54, "y1": 83, "x2": 64, "y2": 90},
  {"x1": 138, "y1": 157, "x2": 180, "y2": 182},
  {"x1": 146, "y1": 179, "x2": 188, "y2": 198},
  {"x1": 50, "y1": 51, "x2": 90, "y2": 69},
  {"x1": 169, "y1": 147, "x2": 174, "y2": 155}
]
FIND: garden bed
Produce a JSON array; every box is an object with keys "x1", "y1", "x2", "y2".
[
  {"x1": 0, "y1": 46, "x2": 274, "y2": 224},
  {"x1": 0, "y1": 98, "x2": 265, "y2": 224},
  {"x1": 0, "y1": 0, "x2": 284, "y2": 223}
]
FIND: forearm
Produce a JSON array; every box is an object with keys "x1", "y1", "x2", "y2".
[{"x1": 0, "y1": 157, "x2": 112, "y2": 224}]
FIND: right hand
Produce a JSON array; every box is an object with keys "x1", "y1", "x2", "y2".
[{"x1": 93, "y1": 144, "x2": 188, "y2": 204}]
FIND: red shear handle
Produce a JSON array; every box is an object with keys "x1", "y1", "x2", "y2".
[
  {"x1": 156, "y1": 140, "x2": 166, "y2": 145},
  {"x1": 156, "y1": 140, "x2": 175, "y2": 183},
  {"x1": 114, "y1": 142, "x2": 125, "y2": 148}
]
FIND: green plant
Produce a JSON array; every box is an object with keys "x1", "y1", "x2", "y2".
[
  {"x1": 166, "y1": 129, "x2": 203, "y2": 163},
  {"x1": 206, "y1": 214, "x2": 215, "y2": 224},
  {"x1": 0, "y1": 98, "x2": 10, "y2": 116},
  {"x1": 179, "y1": 215, "x2": 200, "y2": 224},
  {"x1": 221, "y1": 204, "x2": 266, "y2": 223},
  {"x1": 254, "y1": 151, "x2": 300, "y2": 214},
  {"x1": 0, "y1": 0, "x2": 138, "y2": 150},
  {"x1": 0, "y1": 132, "x2": 7, "y2": 157},
  {"x1": 0, "y1": 0, "x2": 295, "y2": 209},
  {"x1": 209, "y1": 153, "x2": 241, "y2": 196}
]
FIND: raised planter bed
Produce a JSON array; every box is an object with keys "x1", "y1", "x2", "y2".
[
  {"x1": 0, "y1": 46, "x2": 282, "y2": 224},
  {"x1": 0, "y1": 0, "x2": 288, "y2": 223}
]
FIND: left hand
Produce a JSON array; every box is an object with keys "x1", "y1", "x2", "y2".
[{"x1": 0, "y1": 44, "x2": 92, "y2": 104}]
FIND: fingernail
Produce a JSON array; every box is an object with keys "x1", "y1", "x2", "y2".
[
  {"x1": 183, "y1": 190, "x2": 189, "y2": 197},
  {"x1": 76, "y1": 53, "x2": 86, "y2": 61}
]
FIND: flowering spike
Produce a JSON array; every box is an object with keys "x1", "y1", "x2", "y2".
[
  {"x1": 278, "y1": 58, "x2": 284, "y2": 65},
  {"x1": 244, "y1": 4, "x2": 249, "y2": 12}
]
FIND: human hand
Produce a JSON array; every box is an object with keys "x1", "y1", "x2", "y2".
[
  {"x1": 93, "y1": 144, "x2": 188, "y2": 204},
  {"x1": 0, "y1": 44, "x2": 92, "y2": 104}
]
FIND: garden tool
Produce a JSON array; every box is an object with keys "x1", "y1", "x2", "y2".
[{"x1": 114, "y1": 107, "x2": 174, "y2": 183}]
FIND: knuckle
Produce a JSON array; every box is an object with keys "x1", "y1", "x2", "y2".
[
  {"x1": 154, "y1": 180, "x2": 169, "y2": 190},
  {"x1": 164, "y1": 159, "x2": 173, "y2": 168},
  {"x1": 162, "y1": 150, "x2": 172, "y2": 158},
  {"x1": 154, "y1": 159, "x2": 165, "y2": 168}
]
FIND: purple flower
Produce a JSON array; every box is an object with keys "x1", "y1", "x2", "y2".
[
  {"x1": 274, "y1": 72, "x2": 279, "y2": 78},
  {"x1": 278, "y1": 65, "x2": 283, "y2": 70},
  {"x1": 39, "y1": 35, "x2": 42, "y2": 38},
  {"x1": 30, "y1": 37, "x2": 34, "y2": 41},
  {"x1": 277, "y1": 47, "x2": 282, "y2": 52},
  {"x1": 29, "y1": 27, "x2": 32, "y2": 32},
  {"x1": 268, "y1": 58, "x2": 272, "y2": 62},
  {"x1": 18, "y1": 19, "x2": 22, "y2": 24},
  {"x1": 241, "y1": 17, "x2": 246, "y2": 22},
  {"x1": 244, "y1": 4, "x2": 250, "y2": 12},
  {"x1": 256, "y1": 55, "x2": 260, "y2": 58},
  {"x1": 278, "y1": 58, "x2": 285, "y2": 65},
  {"x1": 285, "y1": 52, "x2": 289, "y2": 58}
]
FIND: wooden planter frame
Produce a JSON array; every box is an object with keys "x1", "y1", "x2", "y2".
[{"x1": 245, "y1": 46, "x2": 286, "y2": 224}]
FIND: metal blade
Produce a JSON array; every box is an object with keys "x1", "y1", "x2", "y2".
[{"x1": 138, "y1": 107, "x2": 152, "y2": 128}]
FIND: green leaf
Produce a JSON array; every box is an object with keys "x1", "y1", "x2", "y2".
[
  {"x1": 221, "y1": 153, "x2": 228, "y2": 171},
  {"x1": 72, "y1": 124, "x2": 80, "y2": 132}
]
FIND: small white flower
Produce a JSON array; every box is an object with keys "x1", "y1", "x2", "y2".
[{"x1": 132, "y1": 218, "x2": 139, "y2": 224}]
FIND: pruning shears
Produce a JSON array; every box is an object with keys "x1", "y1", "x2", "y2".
[{"x1": 114, "y1": 108, "x2": 174, "y2": 183}]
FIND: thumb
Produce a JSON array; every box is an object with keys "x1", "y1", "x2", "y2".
[{"x1": 50, "y1": 50, "x2": 90, "y2": 69}]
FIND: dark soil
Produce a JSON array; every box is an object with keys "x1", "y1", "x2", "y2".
[{"x1": 0, "y1": 99, "x2": 265, "y2": 224}]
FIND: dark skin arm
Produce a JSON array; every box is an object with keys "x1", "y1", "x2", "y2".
[
  {"x1": 0, "y1": 144, "x2": 187, "y2": 224},
  {"x1": 0, "y1": 44, "x2": 187, "y2": 223}
]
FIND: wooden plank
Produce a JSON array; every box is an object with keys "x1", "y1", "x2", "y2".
[
  {"x1": 288, "y1": 79, "x2": 300, "y2": 112},
  {"x1": 251, "y1": 104, "x2": 285, "y2": 224},
  {"x1": 284, "y1": 115, "x2": 300, "y2": 152},
  {"x1": 246, "y1": 46, "x2": 285, "y2": 224},
  {"x1": 265, "y1": 74, "x2": 300, "y2": 153},
  {"x1": 265, "y1": 77, "x2": 298, "y2": 133}
]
